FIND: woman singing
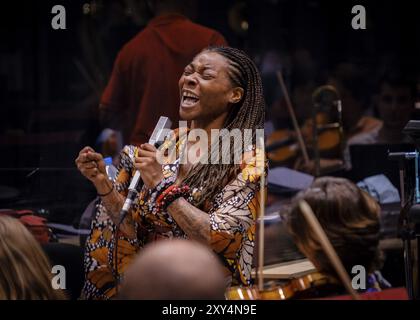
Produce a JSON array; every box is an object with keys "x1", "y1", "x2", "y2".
[{"x1": 76, "y1": 47, "x2": 266, "y2": 299}]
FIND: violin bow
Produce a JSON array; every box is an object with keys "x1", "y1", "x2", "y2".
[
  {"x1": 276, "y1": 71, "x2": 310, "y2": 166},
  {"x1": 298, "y1": 200, "x2": 361, "y2": 300},
  {"x1": 257, "y1": 135, "x2": 266, "y2": 292}
]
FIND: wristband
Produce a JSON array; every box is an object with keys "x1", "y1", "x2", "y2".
[{"x1": 97, "y1": 183, "x2": 114, "y2": 197}]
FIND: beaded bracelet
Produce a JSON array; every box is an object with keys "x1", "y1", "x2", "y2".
[
  {"x1": 155, "y1": 184, "x2": 191, "y2": 212},
  {"x1": 147, "y1": 176, "x2": 176, "y2": 212}
]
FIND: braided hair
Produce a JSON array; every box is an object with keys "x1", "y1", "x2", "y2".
[{"x1": 182, "y1": 46, "x2": 265, "y2": 207}]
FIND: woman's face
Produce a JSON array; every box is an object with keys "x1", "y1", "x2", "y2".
[{"x1": 178, "y1": 51, "x2": 243, "y2": 124}]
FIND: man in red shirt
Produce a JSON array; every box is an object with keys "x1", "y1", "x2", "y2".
[{"x1": 99, "y1": 0, "x2": 227, "y2": 145}]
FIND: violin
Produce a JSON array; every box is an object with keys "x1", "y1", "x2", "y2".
[
  {"x1": 267, "y1": 74, "x2": 344, "y2": 167},
  {"x1": 226, "y1": 272, "x2": 341, "y2": 300},
  {"x1": 266, "y1": 129, "x2": 299, "y2": 165},
  {"x1": 301, "y1": 113, "x2": 341, "y2": 153},
  {"x1": 267, "y1": 113, "x2": 341, "y2": 165}
]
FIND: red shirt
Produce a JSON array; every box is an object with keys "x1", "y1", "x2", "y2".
[{"x1": 100, "y1": 13, "x2": 227, "y2": 145}]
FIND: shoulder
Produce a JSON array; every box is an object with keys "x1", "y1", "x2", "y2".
[
  {"x1": 115, "y1": 29, "x2": 151, "y2": 66},
  {"x1": 239, "y1": 146, "x2": 267, "y2": 184},
  {"x1": 358, "y1": 116, "x2": 383, "y2": 133},
  {"x1": 181, "y1": 18, "x2": 214, "y2": 33},
  {"x1": 119, "y1": 145, "x2": 139, "y2": 165},
  {"x1": 348, "y1": 124, "x2": 382, "y2": 145}
]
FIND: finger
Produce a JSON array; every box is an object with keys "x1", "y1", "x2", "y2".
[
  {"x1": 134, "y1": 157, "x2": 154, "y2": 164},
  {"x1": 79, "y1": 146, "x2": 95, "y2": 156},
  {"x1": 134, "y1": 163, "x2": 151, "y2": 171},
  {"x1": 81, "y1": 168, "x2": 98, "y2": 178},
  {"x1": 89, "y1": 169, "x2": 99, "y2": 179},
  {"x1": 78, "y1": 153, "x2": 97, "y2": 163},
  {"x1": 136, "y1": 149, "x2": 156, "y2": 158},
  {"x1": 140, "y1": 143, "x2": 157, "y2": 152},
  {"x1": 79, "y1": 161, "x2": 97, "y2": 170},
  {"x1": 85, "y1": 152, "x2": 103, "y2": 162}
]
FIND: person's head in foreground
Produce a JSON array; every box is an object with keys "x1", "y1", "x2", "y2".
[
  {"x1": 288, "y1": 177, "x2": 389, "y2": 295},
  {"x1": 0, "y1": 216, "x2": 65, "y2": 300},
  {"x1": 118, "y1": 239, "x2": 226, "y2": 299}
]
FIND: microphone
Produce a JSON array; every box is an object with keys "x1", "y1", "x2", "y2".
[
  {"x1": 118, "y1": 116, "x2": 172, "y2": 225},
  {"x1": 388, "y1": 151, "x2": 417, "y2": 161}
]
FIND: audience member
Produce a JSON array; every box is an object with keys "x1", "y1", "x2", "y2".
[
  {"x1": 0, "y1": 216, "x2": 66, "y2": 300},
  {"x1": 118, "y1": 239, "x2": 227, "y2": 300}
]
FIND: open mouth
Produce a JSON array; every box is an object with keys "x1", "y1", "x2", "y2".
[{"x1": 181, "y1": 90, "x2": 200, "y2": 107}]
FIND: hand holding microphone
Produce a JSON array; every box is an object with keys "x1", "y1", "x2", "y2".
[
  {"x1": 76, "y1": 117, "x2": 172, "y2": 226},
  {"x1": 119, "y1": 116, "x2": 172, "y2": 224},
  {"x1": 134, "y1": 143, "x2": 164, "y2": 189}
]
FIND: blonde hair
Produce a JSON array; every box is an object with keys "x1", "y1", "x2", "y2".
[{"x1": 0, "y1": 216, "x2": 65, "y2": 300}]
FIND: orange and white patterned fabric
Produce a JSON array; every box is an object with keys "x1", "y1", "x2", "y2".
[{"x1": 82, "y1": 130, "x2": 266, "y2": 299}]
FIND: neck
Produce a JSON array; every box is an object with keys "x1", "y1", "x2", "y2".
[{"x1": 191, "y1": 114, "x2": 228, "y2": 140}]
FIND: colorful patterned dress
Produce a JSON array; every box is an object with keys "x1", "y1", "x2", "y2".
[{"x1": 81, "y1": 131, "x2": 265, "y2": 299}]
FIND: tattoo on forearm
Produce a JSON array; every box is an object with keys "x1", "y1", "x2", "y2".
[
  {"x1": 100, "y1": 187, "x2": 136, "y2": 238},
  {"x1": 168, "y1": 198, "x2": 210, "y2": 243}
]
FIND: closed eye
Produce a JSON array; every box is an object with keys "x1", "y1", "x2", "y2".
[{"x1": 201, "y1": 73, "x2": 215, "y2": 80}]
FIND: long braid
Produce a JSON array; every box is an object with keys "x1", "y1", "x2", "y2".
[{"x1": 182, "y1": 46, "x2": 265, "y2": 207}]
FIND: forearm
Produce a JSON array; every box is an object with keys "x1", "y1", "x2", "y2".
[
  {"x1": 167, "y1": 197, "x2": 210, "y2": 244},
  {"x1": 94, "y1": 177, "x2": 136, "y2": 238}
]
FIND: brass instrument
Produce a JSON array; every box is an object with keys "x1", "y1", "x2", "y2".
[{"x1": 311, "y1": 85, "x2": 345, "y2": 176}]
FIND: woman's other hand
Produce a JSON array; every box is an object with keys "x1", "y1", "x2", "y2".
[{"x1": 75, "y1": 146, "x2": 107, "y2": 184}]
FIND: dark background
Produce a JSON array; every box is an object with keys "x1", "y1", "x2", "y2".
[{"x1": 0, "y1": 0, "x2": 419, "y2": 224}]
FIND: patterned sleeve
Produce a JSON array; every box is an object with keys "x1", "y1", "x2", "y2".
[
  {"x1": 209, "y1": 148, "x2": 266, "y2": 285},
  {"x1": 110, "y1": 145, "x2": 143, "y2": 272},
  {"x1": 82, "y1": 145, "x2": 142, "y2": 299},
  {"x1": 114, "y1": 145, "x2": 136, "y2": 194}
]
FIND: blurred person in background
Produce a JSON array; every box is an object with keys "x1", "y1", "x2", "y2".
[
  {"x1": 368, "y1": 72, "x2": 415, "y2": 144},
  {"x1": 328, "y1": 63, "x2": 382, "y2": 144},
  {"x1": 95, "y1": 128, "x2": 123, "y2": 165},
  {"x1": 344, "y1": 71, "x2": 415, "y2": 149},
  {"x1": 119, "y1": 240, "x2": 226, "y2": 299},
  {"x1": 328, "y1": 63, "x2": 382, "y2": 168},
  {"x1": 0, "y1": 216, "x2": 66, "y2": 300}
]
